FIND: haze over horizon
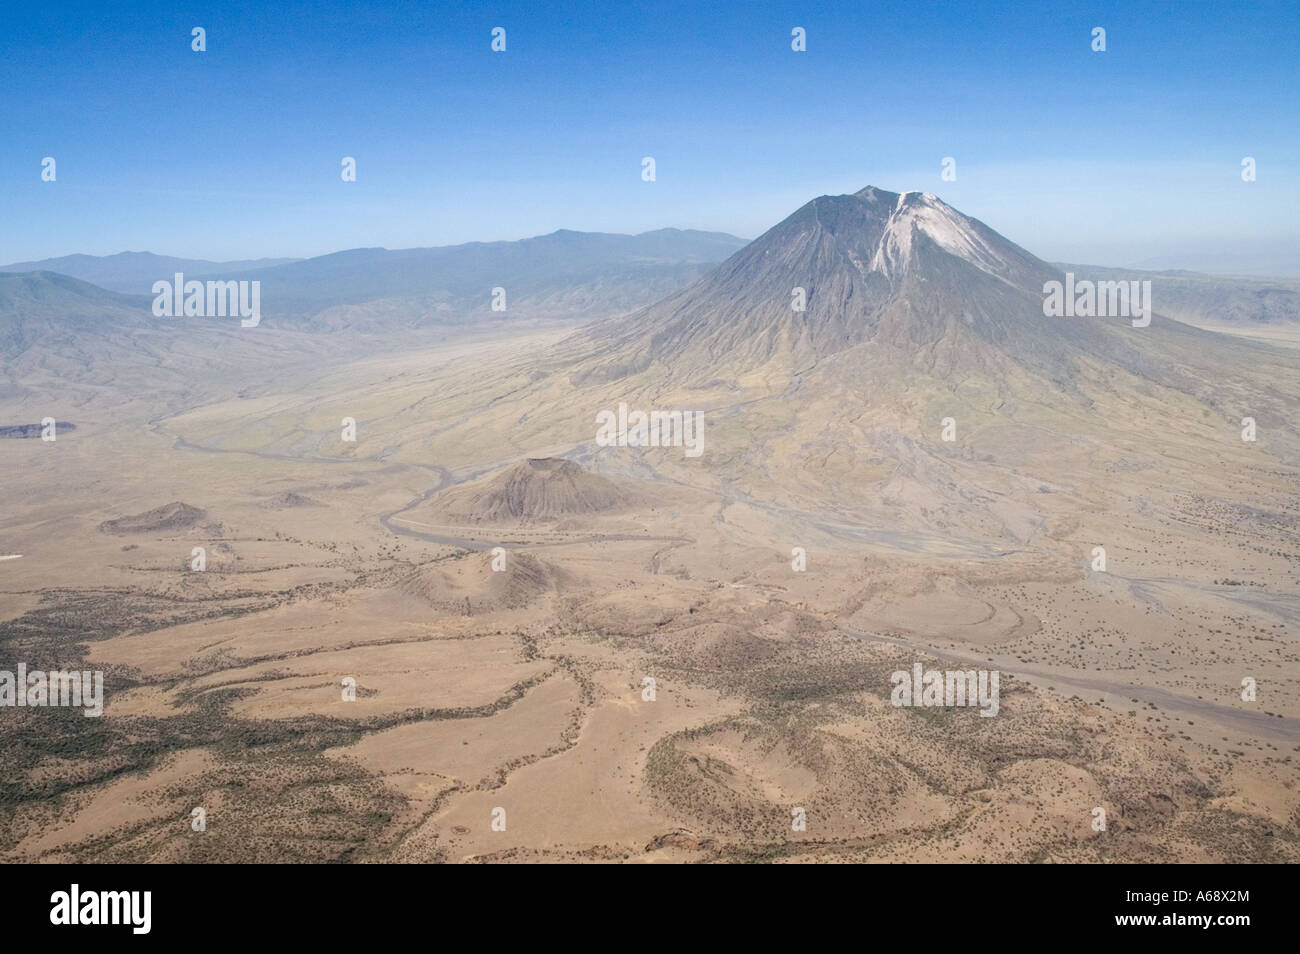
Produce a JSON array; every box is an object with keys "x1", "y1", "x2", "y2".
[{"x1": 3, "y1": 0, "x2": 1297, "y2": 273}]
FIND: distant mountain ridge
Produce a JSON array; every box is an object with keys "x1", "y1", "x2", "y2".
[
  {"x1": 0, "y1": 271, "x2": 150, "y2": 348},
  {"x1": 0, "y1": 252, "x2": 299, "y2": 294},
  {"x1": 212, "y1": 227, "x2": 747, "y2": 321},
  {"x1": 1054, "y1": 263, "x2": 1300, "y2": 327},
  {"x1": 0, "y1": 229, "x2": 748, "y2": 323}
]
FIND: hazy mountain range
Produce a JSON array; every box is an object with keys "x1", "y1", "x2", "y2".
[
  {"x1": 0, "y1": 227, "x2": 746, "y2": 404},
  {"x1": 0, "y1": 252, "x2": 300, "y2": 293},
  {"x1": 1056, "y1": 263, "x2": 1300, "y2": 328},
  {"x1": 7, "y1": 223, "x2": 1296, "y2": 342},
  {"x1": 0, "y1": 229, "x2": 749, "y2": 326}
]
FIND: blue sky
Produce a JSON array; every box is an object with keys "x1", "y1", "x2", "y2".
[{"x1": 2, "y1": 0, "x2": 1297, "y2": 270}]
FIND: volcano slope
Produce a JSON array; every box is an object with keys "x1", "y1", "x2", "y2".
[{"x1": 3, "y1": 188, "x2": 1297, "y2": 863}]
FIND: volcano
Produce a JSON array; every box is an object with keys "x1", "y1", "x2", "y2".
[
  {"x1": 438, "y1": 185, "x2": 1300, "y2": 554},
  {"x1": 566, "y1": 186, "x2": 1183, "y2": 390}
]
